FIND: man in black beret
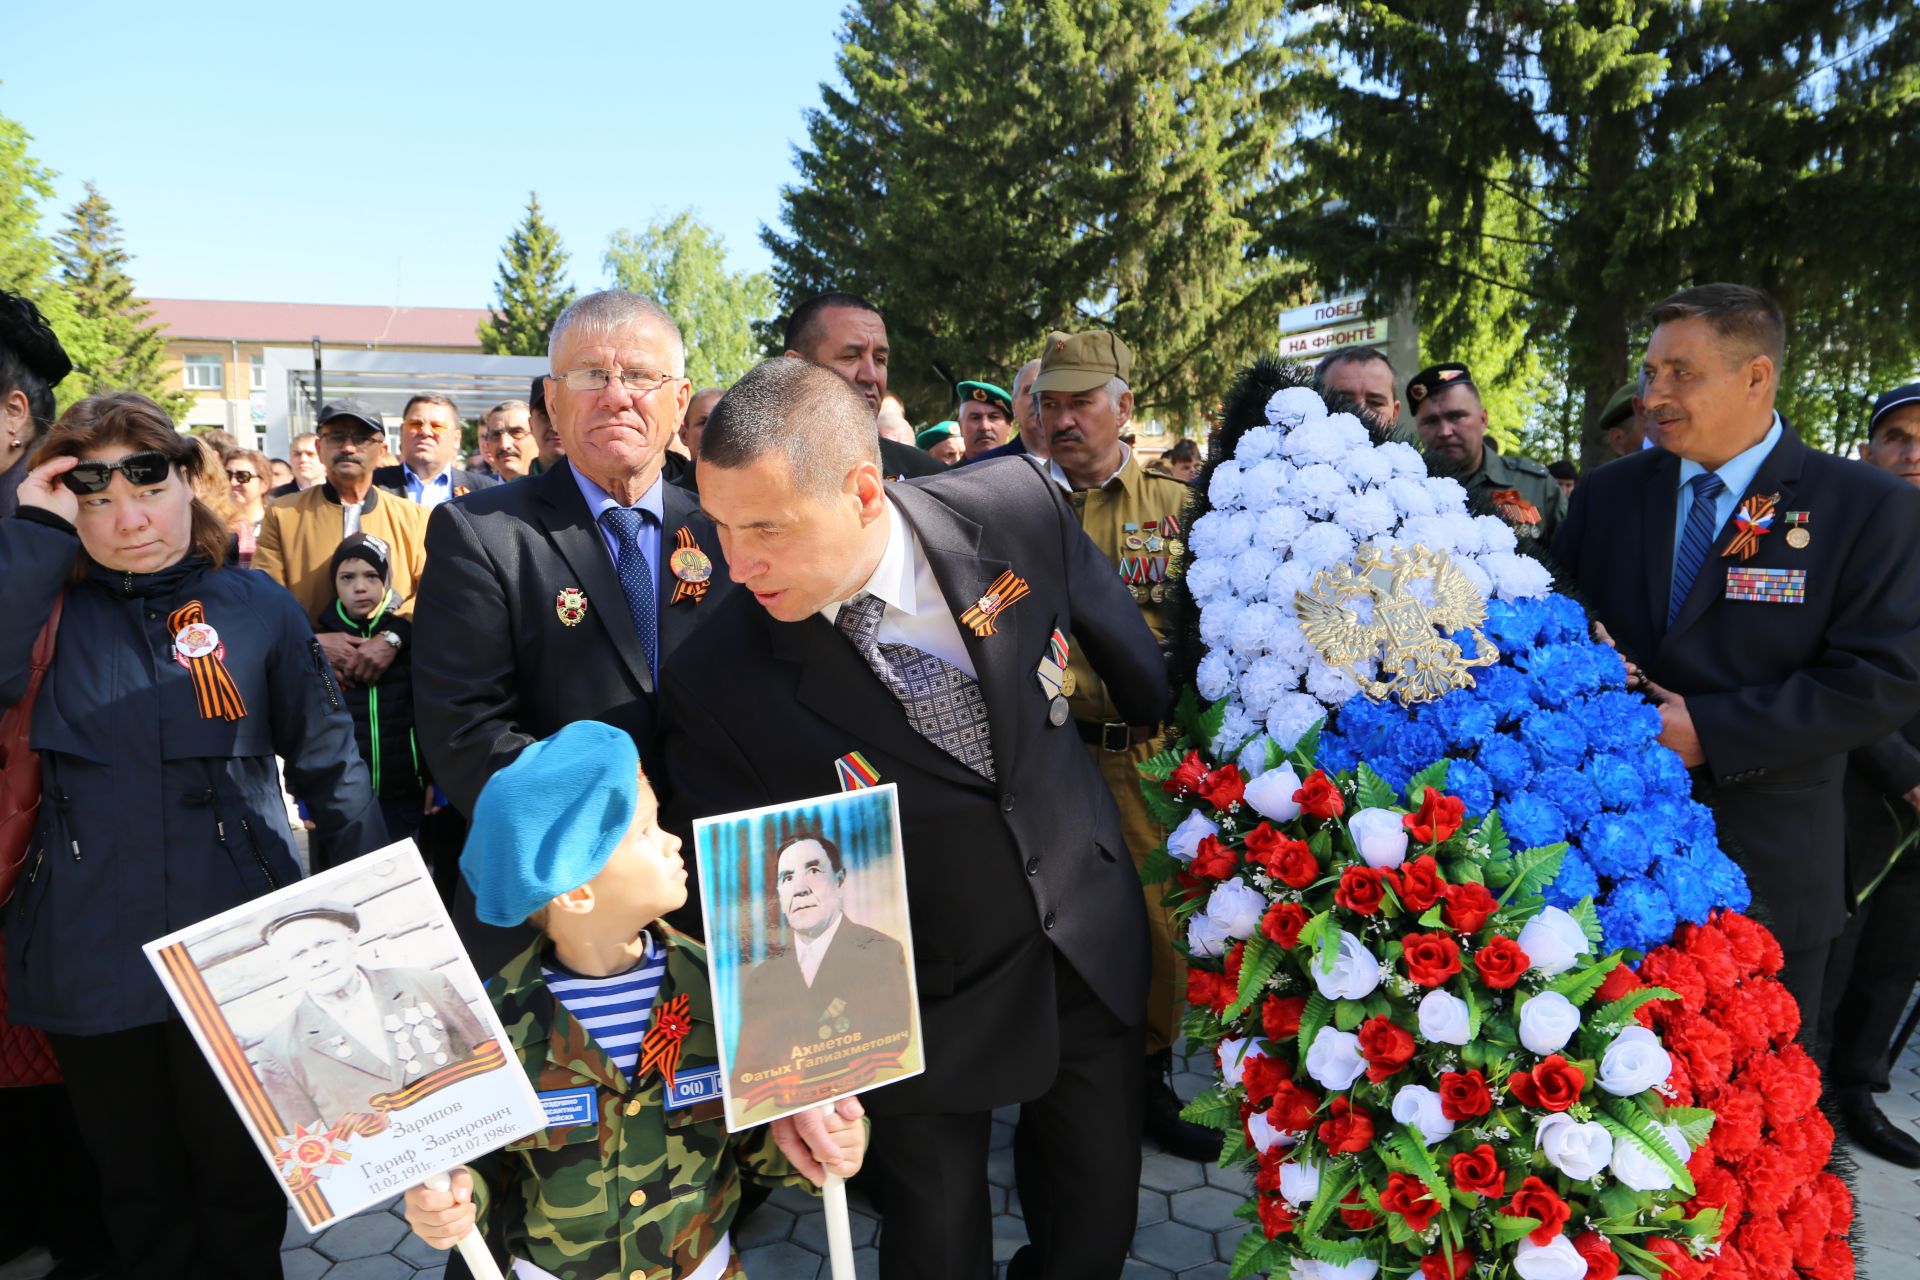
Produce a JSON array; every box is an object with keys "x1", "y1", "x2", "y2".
[
  {"x1": 0, "y1": 290, "x2": 73, "y2": 520},
  {"x1": 1408, "y1": 360, "x2": 1567, "y2": 542}
]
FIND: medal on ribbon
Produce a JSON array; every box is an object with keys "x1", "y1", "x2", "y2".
[
  {"x1": 1122, "y1": 522, "x2": 1145, "y2": 552},
  {"x1": 555, "y1": 588, "x2": 588, "y2": 627},
  {"x1": 669, "y1": 528, "x2": 713, "y2": 605},
  {"x1": 168, "y1": 601, "x2": 248, "y2": 721},
  {"x1": 1784, "y1": 510, "x2": 1810, "y2": 549},
  {"x1": 1489, "y1": 488, "x2": 1542, "y2": 533},
  {"x1": 835, "y1": 751, "x2": 881, "y2": 791},
  {"x1": 1035, "y1": 628, "x2": 1072, "y2": 699},
  {"x1": 960, "y1": 570, "x2": 1030, "y2": 637},
  {"x1": 638, "y1": 992, "x2": 693, "y2": 1090},
  {"x1": 1722, "y1": 492, "x2": 1779, "y2": 561}
]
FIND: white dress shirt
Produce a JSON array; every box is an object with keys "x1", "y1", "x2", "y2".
[
  {"x1": 792, "y1": 912, "x2": 844, "y2": 987},
  {"x1": 820, "y1": 497, "x2": 977, "y2": 678}
]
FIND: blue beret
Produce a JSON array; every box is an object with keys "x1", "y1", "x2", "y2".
[{"x1": 461, "y1": 721, "x2": 641, "y2": 927}]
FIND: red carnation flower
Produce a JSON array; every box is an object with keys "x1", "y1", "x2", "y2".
[
  {"x1": 1395, "y1": 854, "x2": 1446, "y2": 912},
  {"x1": 1294, "y1": 770, "x2": 1345, "y2": 820},
  {"x1": 1404, "y1": 786, "x2": 1465, "y2": 844},
  {"x1": 1262, "y1": 901, "x2": 1311, "y2": 949},
  {"x1": 1266, "y1": 1079, "x2": 1319, "y2": 1133},
  {"x1": 1473, "y1": 936, "x2": 1530, "y2": 988},
  {"x1": 1261, "y1": 993, "x2": 1307, "y2": 1043},
  {"x1": 1337, "y1": 1187, "x2": 1377, "y2": 1230},
  {"x1": 1419, "y1": 1250, "x2": 1474, "y2": 1280},
  {"x1": 1732, "y1": 1213, "x2": 1793, "y2": 1280},
  {"x1": 1753, "y1": 1041, "x2": 1823, "y2": 1129},
  {"x1": 1357, "y1": 1015, "x2": 1416, "y2": 1082},
  {"x1": 1593, "y1": 961, "x2": 1648, "y2": 1025},
  {"x1": 1255, "y1": 1191, "x2": 1296, "y2": 1239},
  {"x1": 1189, "y1": 835, "x2": 1237, "y2": 882},
  {"x1": 1437, "y1": 1069, "x2": 1492, "y2": 1121},
  {"x1": 1681, "y1": 922, "x2": 1741, "y2": 990},
  {"x1": 1689, "y1": 1165, "x2": 1746, "y2": 1242},
  {"x1": 1441, "y1": 881, "x2": 1498, "y2": 933},
  {"x1": 1640, "y1": 948, "x2": 1710, "y2": 1014},
  {"x1": 1317, "y1": 1096, "x2": 1375, "y2": 1153},
  {"x1": 1504, "y1": 1176, "x2": 1571, "y2": 1246},
  {"x1": 1246, "y1": 824, "x2": 1319, "y2": 888},
  {"x1": 1401, "y1": 931, "x2": 1463, "y2": 987},
  {"x1": 1163, "y1": 749, "x2": 1208, "y2": 796},
  {"x1": 1335, "y1": 865, "x2": 1394, "y2": 915},
  {"x1": 1571, "y1": 1230, "x2": 1620, "y2": 1280},
  {"x1": 1198, "y1": 764, "x2": 1246, "y2": 810},
  {"x1": 1506, "y1": 1055, "x2": 1586, "y2": 1112},
  {"x1": 1718, "y1": 910, "x2": 1784, "y2": 976},
  {"x1": 1449, "y1": 1143, "x2": 1506, "y2": 1198},
  {"x1": 1379, "y1": 1171, "x2": 1441, "y2": 1232},
  {"x1": 1707, "y1": 1085, "x2": 1765, "y2": 1160}
]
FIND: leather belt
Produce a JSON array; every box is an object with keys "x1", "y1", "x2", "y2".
[{"x1": 1075, "y1": 720, "x2": 1158, "y2": 752}]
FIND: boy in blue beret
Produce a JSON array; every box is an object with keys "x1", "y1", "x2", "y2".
[{"x1": 401, "y1": 720, "x2": 864, "y2": 1279}]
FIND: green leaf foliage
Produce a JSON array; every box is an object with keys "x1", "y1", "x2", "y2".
[
  {"x1": 1354, "y1": 762, "x2": 1397, "y2": 812},
  {"x1": 1139, "y1": 845, "x2": 1181, "y2": 888},
  {"x1": 603, "y1": 210, "x2": 773, "y2": 388},
  {"x1": 1570, "y1": 898, "x2": 1605, "y2": 948},
  {"x1": 478, "y1": 193, "x2": 576, "y2": 357},
  {"x1": 1479, "y1": 811, "x2": 1511, "y2": 861},
  {"x1": 1599, "y1": 1098, "x2": 1696, "y2": 1197},
  {"x1": 1137, "y1": 746, "x2": 1189, "y2": 784},
  {"x1": 1592, "y1": 985, "x2": 1681, "y2": 1029},
  {"x1": 1141, "y1": 783, "x2": 1192, "y2": 831},
  {"x1": 1548, "y1": 950, "x2": 1627, "y2": 1005},
  {"x1": 1494, "y1": 843, "x2": 1568, "y2": 905},
  {"x1": 1180, "y1": 1087, "x2": 1240, "y2": 1132},
  {"x1": 1493, "y1": 1212, "x2": 1543, "y2": 1247},
  {"x1": 1229, "y1": 1230, "x2": 1283, "y2": 1280},
  {"x1": 1297, "y1": 990, "x2": 1334, "y2": 1058},
  {"x1": 1405, "y1": 759, "x2": 1450, "y2": 804},
  {"x1": 1333, "y1": 998, "x2": 1366, "y2": 1032},
  {"x1": 1224, "y1": 935, "x2": 1283, "y2": 1021}
]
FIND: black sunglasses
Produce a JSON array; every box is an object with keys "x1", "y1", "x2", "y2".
[
  {"x1": 62, "y1": 451, "x2": 174, "y2": 495},
  {"x1": 226, "y1": 469, "x2": 258, "y2": 485}
]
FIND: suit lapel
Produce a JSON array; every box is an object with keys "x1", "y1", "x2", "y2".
[
  {"x1": 1663, "y1": 426, "x2": 1808, "y2": 647},
  {"x1": 659, "y1": 483, "x2": 718, "y2": 660},
  {"x1": 536, "y1": 461, "x2": 654, "y2": 694}
]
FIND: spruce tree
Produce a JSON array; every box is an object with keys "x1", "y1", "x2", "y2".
[
  {"x1": 54, "y1": 182, "x2": 190, "y2": 420},
  {"x1": 478, "y1": 193, "x2": 576, "y2": 356},
  {"x1": 605, "y1": 211, "x2": 773, "y2": 388}
]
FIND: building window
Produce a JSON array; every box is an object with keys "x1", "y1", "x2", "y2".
[
  {"x1": 182, "y1": 353, "x2": 224, "y2": 391},
  {"x1": 250, "y1": 354, "x2": 265, "y2": 391}
]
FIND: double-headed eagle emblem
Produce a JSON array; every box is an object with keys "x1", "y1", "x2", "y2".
[{"x1": 1293, "y1": 543, "x2": 1499, "y2": 705}]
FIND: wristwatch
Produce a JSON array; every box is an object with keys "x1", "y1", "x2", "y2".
[{"x1": 377, "y1": 630, "x2": 402, "y2": 650}]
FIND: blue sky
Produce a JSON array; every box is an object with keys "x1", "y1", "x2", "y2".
[{"x1": 0, "y1": 0, "x2": 848, "y2": 308}]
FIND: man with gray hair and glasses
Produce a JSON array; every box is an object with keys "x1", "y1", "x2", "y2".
[{"x1": 412, "y1": 290, "x2": 735, "y2": 971}]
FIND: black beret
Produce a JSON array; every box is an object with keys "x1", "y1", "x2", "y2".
[
  {"x1": 1405, "y1": 362, "x2": 1475, "y2": 407},
  {"x1": 0, "y1": 290, "x2": 73, "y2": 387}
]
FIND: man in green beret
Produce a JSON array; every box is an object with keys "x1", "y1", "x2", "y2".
[
  {"x1": 915, "y1": 419, "x2": 964, "y2": 466},
  {"x1": 954, "y1": 379, "x2": 1014, "y2": 460},
  {"x1": 1408, "y1": 361, "x2": 1568, "y2": 543}
]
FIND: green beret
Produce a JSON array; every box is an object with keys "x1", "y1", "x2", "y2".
[
  {"x1": 1597, "y1": 382, "x2": 1637, "y2": 431},
  {"x1": 916, "y1": 420, "x2": 960, "y2": 450},
  {"x1": 955, "y1": 380, "x2": 1012, "y2": 416}
]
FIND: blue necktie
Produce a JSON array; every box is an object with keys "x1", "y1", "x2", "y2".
[
  {"x1": 1668, "y1": 472, "x2": 1726, "y2": 627},
  {"x1": 600, "y1": 507, "x2": 659, "y2": 675}
]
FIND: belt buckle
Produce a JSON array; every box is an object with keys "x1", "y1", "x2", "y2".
[{"x1": 1100, "y1": 722, "x2": 1131, "y2": 753}]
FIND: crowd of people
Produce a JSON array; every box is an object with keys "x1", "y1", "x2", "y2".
[{"x1": 0, "y1": 277, "x2": 1917, "y2": 1280}]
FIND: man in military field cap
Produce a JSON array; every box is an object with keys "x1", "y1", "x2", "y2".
[
  {"x1": 1408, "y1": 360, "x2": 1568, "y2": 542},
  {"x1": 0, "y1": 290, "x2": 73, "y2": 520}
]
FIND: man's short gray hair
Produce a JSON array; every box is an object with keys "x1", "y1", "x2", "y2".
[
  {"x1": 700, "y1": 357, "x2": 880, "y2": 499},
  {"x1": 548, "y1": 290, "x2": 687, "y2": 377}
]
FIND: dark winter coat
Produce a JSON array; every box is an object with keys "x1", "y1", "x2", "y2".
[{"x1": 0, "y1": 509, "x2": 384, "y2": 1035}]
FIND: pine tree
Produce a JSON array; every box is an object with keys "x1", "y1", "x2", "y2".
[
  {"x1": 478, "y1": 193, "x2": 577, "y2": 356},
  {"x1": 762, "y1": 0, "x2": 1299, "y2": 422},
  {"x1": 53, "y1": 182, "x2": 190, "y2": 419},
  {"x1": 1259, "y1": 0, "x2": 1920, "y2": 464},
  {"x1": 605, "y1": 211, "x2": 773, "y2": 388}
]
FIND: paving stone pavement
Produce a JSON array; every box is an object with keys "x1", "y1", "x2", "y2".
[{"x1": 6, "y1": 1036, "x2": 1915, "y2": 1279}]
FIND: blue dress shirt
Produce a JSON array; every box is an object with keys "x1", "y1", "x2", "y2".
[
  {"x1": 1672, "y1": 414, "x2": 1783, "y2": 579},
  {"x1": 571, "y1": 466, "x2": 665, "y2": 587},
  {"x1": 403, "y1": 465, "x2": 455, "y2": 510}
]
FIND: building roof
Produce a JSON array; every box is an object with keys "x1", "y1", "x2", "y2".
[{"x1": 145, "y1": 298, "x2": 489, "y2": 349}]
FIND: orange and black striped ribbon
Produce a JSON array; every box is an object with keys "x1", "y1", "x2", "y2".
[
  {"x1": 1722, "y1": 492, "x2": 1778, "y2": 561},
  {"x1": 670, "y1": 527, "x2": 710, "y2": 605},
  {"x1": 638, "y1": 992, "x2": 692, "y2": 1090},
  {"x1": 166, "y1": 600, "x2": 248, "y2": 721},
  {"x1": 959, "y1": 570, "x2": 1031, "y2": 637}
]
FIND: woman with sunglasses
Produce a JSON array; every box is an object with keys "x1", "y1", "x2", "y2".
[
  {"x1": 224, "y1": 446, "x2": 273, "y2": 568},
  {"x1": 1, "y1": 393, "x2": 385, "y2": 1280}
]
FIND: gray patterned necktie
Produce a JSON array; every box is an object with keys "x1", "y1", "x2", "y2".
[{"x1": 834, "y1": 591, "x2": 996, "y2": 780}]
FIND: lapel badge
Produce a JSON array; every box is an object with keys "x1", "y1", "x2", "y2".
[
  {"x1": 1122, "y1": 522, "x2": 1146, "y2": 552},
  {"x1": 638, "y1": 992, "x2": 693, "y2": 1090},
  {"x1": 669, "y1": 528, "x2": 713, "y2": 605},
  {"x1": 1489, "y1": 488, "x2": 1542, "y2": 534},
  {"x1": 960, "y1": 570, "x2": 1031, "y2": 637},
  {"x1": 835, "y1": 751, "x2": 881, "y2": 792},
  {"x1": 556, "y1": 588, "x2": 588, "y2": 627},
  {"x1": 1722, "y1": 491, "x2": 1780, "y2": 561},
  {"x1": 1036, "y1": 628, "x2": 1072, "y2": 701},
  {"x1": 1784, "y1": 510, "x2": 1810, "y2": 549}
]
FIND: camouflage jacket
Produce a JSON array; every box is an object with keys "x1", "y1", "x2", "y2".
[
  {"x1": 470, "y1": 926, "x2": 810, "y2": 1280},
  {"x1": 1462, "y1": 442, "x2": 1569, "y2": 545}
]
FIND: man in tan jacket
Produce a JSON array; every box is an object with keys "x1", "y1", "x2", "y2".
[{"x1": 254, "y1": 399, "x2": 430, "y2": 687}]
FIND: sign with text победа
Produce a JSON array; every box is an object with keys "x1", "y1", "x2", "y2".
[
  {"x1": 144, "y1": 841, "x2": 545, "y2": 1233},
  {"x1": 694, "y1": 784, "x2": 924, "y2": 1131}
]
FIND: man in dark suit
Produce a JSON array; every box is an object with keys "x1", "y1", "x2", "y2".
[
  {"x1": 1555, "y1": 284, "x2": 1920, "y2": 1025},
  {"x1": 665, "y1": 357, "x2": 1167, "y2": 1280},
  {"x1": 729, "y1": 831, "x2": 912, "y2": 1122},
  {"x1": 373, "y1": 393, "x2": 498, "y2": 509},
  {"x1": 781, "y1": 292, "x2": 947, "y2": 482},
  {"x1": 413, "y1": 291, "x2": 732, "y2": 971}
]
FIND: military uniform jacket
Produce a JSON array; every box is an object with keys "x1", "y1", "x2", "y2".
[
  {"x1": 472, "y1": 928, "x2": 805, "y2": 1280},
  {"x1": 255, "y1": 966, "x2": 490, "y2": 1131},
  {"x1": 1553, "y1": 423, "x2": 1920, "y2": 948},
  {"x1": 661, "y1": 461, "x2": 1169, "y2": 1116},
  {"x1": 1465, "y1": 443, "x2": 1568, "y2": 544}
]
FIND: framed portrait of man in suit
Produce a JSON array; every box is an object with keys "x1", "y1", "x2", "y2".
[
  {"x1": 695, "y1": 783, "x2": 923, "y2": 1129},
  {"x1": 144, "y1": 842, "x2": 544, "y2": 1232}
]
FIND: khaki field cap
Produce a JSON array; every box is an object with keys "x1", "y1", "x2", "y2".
[{"x1": 1034, "y1": 330, "x2": 1134, "y2": 394}]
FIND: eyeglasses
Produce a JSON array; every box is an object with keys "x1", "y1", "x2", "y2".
[
  {"x1": 554, "y1": 368, "x2": 678, "y2": 395},
  {"x1": 403, "y1": 419, "x2": 459, "y2": 436},
  {"x1": 62, "y1": 451, "x2": 173, "y2": 494},
  {"x1": 226, "y1": 470, "x2": 258, "y2": 485},
  {"x1": 482, "y1": 424, "x2": 532, "y2": 443},
  {"x1": 319, "y1": 430, "x2": 380, "y2": 447}
]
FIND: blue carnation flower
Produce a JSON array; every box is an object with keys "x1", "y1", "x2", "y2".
[
  {"x1": 1475, "y1": 667, "x2": 1535, "y2": 723},
  {"x1": 1503, "y1": 792, "x2": 1568, "y2": 847},
  {"x1": 1598, "y1": 879, "x2": 1679, "y2": 955},
  {"x1": 1483, "y1": 599, "x2": 1546, "y2": 651},
  {"x1": 1582, "y1": 691, "x2": 1662, "y2": 753},
  {"x1": 1546, "y1": 849, "x2": 1601, "y2": 909},
  {"x1": 1478, "y1": 736, "x2": 1535, "y2": 796},
  {"x1": 1655, "y1": 849, "x2": 1718, "y2": 925},
  {"x1": 1521, "y1": 709, "x2": 1590, "y2": 768},
  {"x1": 1540, "y1": 595, "x2": 1591, "y2": 645},
  {"x1": 1584, "y1": 812, "x2": 1654, "y2": 880},
  {"x1": 1641, "y1": 748, "x2": 1693, "y2": 800},
  {"x1": 1520, "y1": 644, "x2": 1606, "y2": 708},
  {"x1": 1535, "y1": 765, "x2": 1601, "y2": 826},
  {"x1": 1695, "y1": 840, "x2": 1753, "y2": 912},
  {"x1": 1430, "y1": 696, "x2": 1498, "y2": 752},
  {"x1": 1445, "y1": 757, "x2": 1496, "y2": 817},
  {"x1": 1582, "y1": 755, "x2": 1647, "y2": 811},
  {"x1": 1316, "y1": 733, "x2": 1359, "y2": 776}
]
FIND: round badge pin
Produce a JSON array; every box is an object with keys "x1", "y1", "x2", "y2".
[
  {"x1": 1059, "y1": 667, "x2": 1077, "y2": 697},
  {"x1": 174, "y1": 621, "x2": 220, "y2": 661},
  {"x1": 1786, "y1": 527, "x2": 1809, "y2": 549},
  {"x1": 670, "y1": 545, "x2": 713, "y2": 584},
  {"x1": 555, "y1": 588, "x2": 588, "y2": 627},
  {"x1": 1048, "y1": 697, "x2": 1069, "y2": 726}
]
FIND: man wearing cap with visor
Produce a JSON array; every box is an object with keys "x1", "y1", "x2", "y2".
[
  {"x1": 1596, "y1": 381, "x2": 1657, "y2": 458},
  {"x1": 255, "y1": 399, "x2": 432, "y2": 685},
  {"x1": 1032, "y1": 329, "x2": 1214, "y2": 1160},
  {"x1": 954, "y1": 379, "x2": 1015, "y2": 460},
  {"x1": 0, "y1": 290, "x2": 71, "y2": 520},
  {"x1": 1407, "y1": 360, "x2": 1568, "y2": 542}
]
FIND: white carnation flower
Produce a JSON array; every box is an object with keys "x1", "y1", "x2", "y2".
[
  {"x1": 1383, "y1": 476, "x2": 1438, "y2": 518},
  {"x1": 1231, "y1": 548, "x2": 1280, "y2": 596},
  {"x1": 1265, "y1": 692, "x2": 1324, "y2": 750},
  {"x1": 1253, "y1": 504, "x2": 1310, "y2": 551},
  {"x1": 1486, "y1": 552, "x2": 1554, "y2": 600},
  {"x1": 1284, "y1": 418, "x2": 1350, "y2": 467},
  {"x1": 1213, "y1": 703, "x2": 1257, "y2": 758},
  {"x1": 1335, "y1": 489, "x2": 1398, "y2": 541},
  {"x1": 1339, "y1": 448, "x2": 1393, "y2": 487},
  {"x1": 1265, "y1": 560, "x2": 1318, "y2": 608},
  {"x1": 1241, "y1": 458, "x2": 1291, "y2": 508},
  {"x1": 1423, "y1": 475, "x2": 1470, "y2": 511},
  {"x1": 1189, "y1": 510, "x2": 1238, "y2": 560},
  {"x1": 1206, "y1": 462, "x2": 1245, "y2": 510},
  {"x1": 1185, "y1": 557, "x2": 1235, "y2": 607},
  {"x1": 1377, "y1": 441, "x2": 1427, "y2": 477},
  {"x1": 1291, "y1": 463, "x2": 1350, "y2": 516},
  {"x1": 1198, "y1": 597, "x2": 1246, "y2": 649},
  {"x1": 1236, "y1": 734, "x2": 1277, "y2": 777},
  {"x1": 1455, "y1": 558, "x2": 1493, "y2": 598},
  {"x1": 1304, "y1": 662, "x2": 1361, "y2": 705},
  {"x1": 1239, "y1": 656, "x2": 1297, "y2": 720},
  {"x1": 1229, "y1": 602, "x2": 1287, "y2": 659},
  {"x1": 1264, "y1": 387, "x2": 1325, "y2": 429},
  {"x1": 1291, "y1": 521, "x2": 1356, "y2": 571},
  {"x1": 1473, "y1": 513, "x2": 1519, "y2": 554},
  {"x1": 1195, "y1": 650, "x2": 1237, "y2": 702},
  {"x1": 1237, "y1": 423, "x2": 1280, "y2": 459}
]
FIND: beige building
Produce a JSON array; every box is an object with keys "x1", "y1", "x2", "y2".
[{"x1": 147, "y1": 299, "x2": 489, "y2": 443}]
